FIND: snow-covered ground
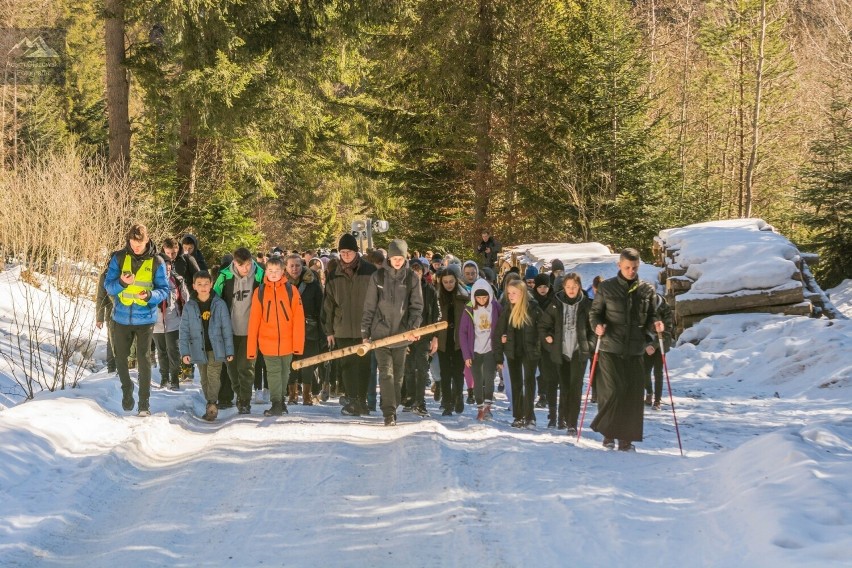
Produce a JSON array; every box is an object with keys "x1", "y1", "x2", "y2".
[
  {"x1": 828, "y1": 279, "x2": 852, "y2": 318},
  {"x1": 1, "y1": 269, "x2": 852, "y2": 567}
]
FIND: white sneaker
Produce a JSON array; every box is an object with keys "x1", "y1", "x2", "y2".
[{"x1": 262, "y1": 388, "x2": 270, "y2": 404}]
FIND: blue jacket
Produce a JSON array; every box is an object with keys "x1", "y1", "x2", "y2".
[
  {"x1": 179, "y1": 295, "x2": 235, "y2": 363},
  {"x1": 103, "y1": 242, "x2": 170, "y2": 326}
]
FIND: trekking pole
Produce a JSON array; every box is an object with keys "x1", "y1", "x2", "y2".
[
  {"x1": 659, "y1": 331, "x2": 684, "y2": 457},
  {"x1": 576, "y1": 336, "x2": 601, "y2": 442}
]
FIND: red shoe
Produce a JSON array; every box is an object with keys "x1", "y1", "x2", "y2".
[{"x1": 476, "y1": 406, "x2": 485, "y2": 421}]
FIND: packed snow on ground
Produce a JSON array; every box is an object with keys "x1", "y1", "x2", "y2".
[
  {"x1": 1, "y1": 271, "x2": 852, "y2": 567},
  {"x1": 827, "y1": 279, "x2": 852, "y2": 318},
  {"x1": 503, "y1": 242, "x2": 659, "y2": 288}
]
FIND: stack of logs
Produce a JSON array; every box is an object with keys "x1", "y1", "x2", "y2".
[{"x1": 654, "y1": 235, "x2": 837, "y2": 335}]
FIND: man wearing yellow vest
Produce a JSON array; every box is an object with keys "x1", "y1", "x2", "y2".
[{"x1": 104, "y1": 223, "x2": 170, "y2": 416}]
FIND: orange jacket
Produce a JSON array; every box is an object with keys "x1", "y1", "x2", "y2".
[{"x1": 247, "y1": 276, "x2": 305, "y2": 358}]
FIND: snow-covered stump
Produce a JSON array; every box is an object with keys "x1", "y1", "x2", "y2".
[{"x1": 656, "y1": 219, "x2": 836, "y2": 332}]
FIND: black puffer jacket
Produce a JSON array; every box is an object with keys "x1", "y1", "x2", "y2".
[
  {"x1": 493, "y1": 302, "x2": 542, "y2": 362},
  {"x1": 538, "y1": 290, "x2": 595, "y2": 365},
  {"x1": 436, "y1": 284, "x2": 469, "y2": 352},
  {"x1": 589, "y1": 274, "x2": 659, "y2": 357}
]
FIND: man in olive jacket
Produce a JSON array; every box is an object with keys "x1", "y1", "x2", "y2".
[
  {"x1": 361, "y1": 239, "x2": 424, "y2": 425},
  {"x1": 322, "y1": 233, "x2": 377, "y2": 416},
  {"x1": 589, "y1": 248, "x2": 664, "y2": 452}
]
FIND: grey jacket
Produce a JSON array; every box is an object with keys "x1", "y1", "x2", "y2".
[
  {"x1": 178, "y1": 295, "x2": 235, "y2": 363},
  {"x1": 361, "y1": 262, "x2": 424, "y2": 341}
]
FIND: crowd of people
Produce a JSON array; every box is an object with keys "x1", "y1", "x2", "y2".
[{"x1": 96, "y1": 225, "x2": 673, "y2": 450}]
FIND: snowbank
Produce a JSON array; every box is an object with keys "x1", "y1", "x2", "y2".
[{"x1": 828, "y1": 279, "x2": 852, "y2": 318}]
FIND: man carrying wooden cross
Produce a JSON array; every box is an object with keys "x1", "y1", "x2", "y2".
[{"x1": 361, "y1": 239, "x2": 424, "y2": 426}]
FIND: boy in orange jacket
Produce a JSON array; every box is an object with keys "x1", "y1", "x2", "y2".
[{"x1": 247, "y1": 256, "x2": 306, "y2": 416}]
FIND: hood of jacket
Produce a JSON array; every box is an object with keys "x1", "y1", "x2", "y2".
[
  {"x1": 182, "y1": 234, "x2": 200, "y2": 249},
  {"x1": 468, "y1": 278, "x2": 494, "y2": 307},
  {"x1": 556, "y1": 288, "x2": 585, "y2": 305}
]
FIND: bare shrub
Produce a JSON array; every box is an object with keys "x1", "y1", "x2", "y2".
[{"x1": 0, "y1": 147, "x2": 167, "y2": 397}]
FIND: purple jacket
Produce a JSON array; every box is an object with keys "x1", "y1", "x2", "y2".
[{"x1": 459, "y1": 279, "x2": 502, "y2": 361}]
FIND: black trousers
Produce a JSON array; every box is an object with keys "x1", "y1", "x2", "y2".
[
  {"x1": 644, "y1": 350, "x2": 664, "y2": 402},
  {"x1": 438, "y1": 349, "x2": 464, "y2": 411},
  {"x1": 507, "y1": 356, "x2": 538, "y2": 422},
  {"x1": 254, "y1": 352, "x2": 268, "y2": 390},
  {"x1": 290, "y1": 337, "x2": 322, "y2": 393},
  {"x1": 404, "y1": 340, "x2": 430, "y2": 406},
  {"x1": 591, "y1": 352, "x2": 645, "y2": 442},
  {"x1": 337, "y1": 337, "x2": 370, "y2": 402},
  {"x1": 153, "y1": 330, "x2": 181, "y2": 385},
  {"x1": 112, "y1": 322, "x2": 154, "y2": 411},
  {"x1": 550, "y1": 354, "x2": 588, "y2": 429}
]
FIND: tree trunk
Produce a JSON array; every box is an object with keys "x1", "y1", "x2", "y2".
[
  {"x1": 472, "y1": 0, "x2": 494, "y2": 233},
  {"x1": 176, "y1": 113, "x2": 198, "y2": 211},
  {"x1": 104, "y1": 0, "x2": 131, "y2": 174},
  {"x1": 745, "y1": 0, "x2": 766, "y2": 218}
]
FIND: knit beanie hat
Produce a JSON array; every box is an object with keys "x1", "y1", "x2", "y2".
[
  {"x1": 388, "y1": 239, "x2": 408, "y2": 258},
  {"x1": 534, "y1": 273, "x2": 550, "y2": 288},
  {"x1": 524, "y1": 266, "x2": 540, "y2": 280},
  {"x1": 338, "y1": 233, "x2": 359, "y2": 252},
  {"x1": 551, "y1": 259, "x2": 565, "y2": 272}
]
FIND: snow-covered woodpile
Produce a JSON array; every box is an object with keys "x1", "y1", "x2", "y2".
[
  {"x1": 501, "y1": 242, "x2": 659, "y2": 287},
  {"x1": 654, "y1": 219, "x2": 841, "y2": 332}
]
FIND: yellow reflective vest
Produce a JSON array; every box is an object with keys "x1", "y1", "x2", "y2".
[{"x1": 117, "y1": 254, "x2": 154, "y2": 307}]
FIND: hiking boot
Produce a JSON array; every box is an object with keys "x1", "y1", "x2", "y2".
[
  {"x1": 339, "y1": 395, "x2": 350, "y2": 407},
  {"x1": 122, "y1": 393, "x2": 135, "y2": 412},
  {"x1": 413, "y1": 404, "x2": 429, "y2": 417},
  {"x1": 483, "y1": 404, "x2": 493, "y2": 421},
  {"x1": 618, "y1": 440, "x2": 636, "y2": 452},
  {"x1": 384, "y1": 414, "x2": 397, "y2": 427},
  {"x1": 645, "y1": 393, "x2": 653, "y2": 406},
  {"x1": 303, "y1": 389, "x2": 314, "y2": 405},
  {"x1": 454, "y1": 397, "x2": 464, "y2": 414},
  {"x1": 341, "y1": 402, "x2": 361, "y2": 416},
  {"x1": 320, "y1": 386, "x2": 330, "y2": 402},
  {"x1": 137, "y1": 409, "x2": 151, "y2": 417},
  {"x1": 442, "y1": 408, "x2": 453, "y2": 417},
  {"x1": 547, "y1": 417, "x2": 557, "y2": 429},
  {"x1": 288, "y1": 384, "x2": 299, "y2": 405},
  {"x1": 525, "y1": 420, "x2": 536, "y2": 430},
  {"x1": 358, "y1": 400, "x2": 372, "y2": 415},
  {"x1": 466, "y1": 389, "x2": 474, "y2": 405},
  {"x1": 159, "y1": 378, "x2": 168, "y2": 388},
  {"x1": 653, "y1": 400, "x2": 661, "y2": 411},
  {"x1": 264, "y1": 401, "x2": 286, "y2": 416},
  {"x1": 203, "y1": 402, "x2": 218, "y2": 422},
  {"x1": 535, "y1": 396, "x2": 547, "y2": 409},
  {"x1": 169, "y1": 381, "x2": 180, "y2": 391},
  {"x1": 602, "y1": 437, "x2": 616, "y2": 449},
  {"x1": 237, "y1": 403, "x2": 251, "y2": 415},
  {"x1": 566, "y1": 427, "x2": 578, "y2": 437},
  {"x1": 511, "y1": 418, "x2": 525, "y2": 428},
  {"x1": 476, "y1": 406, "x2": 486, "y2": 421}
]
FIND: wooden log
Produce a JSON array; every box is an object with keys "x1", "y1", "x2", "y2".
[
  {"x1": 674, "y1": 283, "x2": 804, "y2": 317},
  {"x1": 356, "y1": 321, "x2": 449, "y2": 356},
  {"x1": 666, "y1": 276, "x2": 693, "y2": 295},
  {"x1": 291, "y1": 321, "x2": 449, "y2": 370},
  {"x1": 666, "y1": 265, "x2": 688, "y2": 279},
  {"x1": 678, "y1": 301, "x2": 812, "y2": 329}
]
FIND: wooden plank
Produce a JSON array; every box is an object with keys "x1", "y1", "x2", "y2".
[
  {"x1": 666, "y1": 276, "x2": 693, "y2": 295},
  {"x1": 674, "y1": 283, "x2": 804, "y2": 317},
  {"x1": 678, "y1": 301, "x2": 813, "y2": 329}
]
